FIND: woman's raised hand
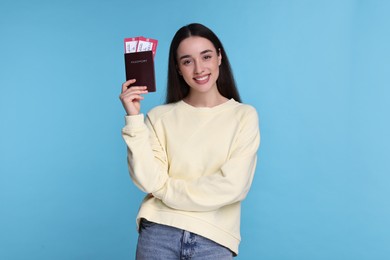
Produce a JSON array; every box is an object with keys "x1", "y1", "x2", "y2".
[{"x1": 119, "y1": 79, "x2": 148, "y2": 116}]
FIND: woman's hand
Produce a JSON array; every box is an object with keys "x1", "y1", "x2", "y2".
[{"x1": 119, "y1": 79, "x2": 148, "y2": 116}]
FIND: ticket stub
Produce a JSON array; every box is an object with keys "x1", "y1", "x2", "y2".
[
  {"x1": 124, "y1": 37, "x2": 139, "y2": 53},
  {"x1": 137, "y1": 36, "x2": 158, "y2": 57},
  {"x1": 124, "y1": 36, "x2": 158, "y2": 58}
]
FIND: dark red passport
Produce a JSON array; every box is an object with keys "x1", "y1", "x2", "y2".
[{"x1": 124, "y1": 51, "x2": 156, "y2": 92}]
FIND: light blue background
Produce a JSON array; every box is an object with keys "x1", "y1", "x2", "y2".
[{"x1": 1, "y1": 0, "x2": 389, "y2": 259}]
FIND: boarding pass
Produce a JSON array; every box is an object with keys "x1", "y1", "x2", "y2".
[{"x1": 124, "y1": 36, "x2": 158, "y2": 58}]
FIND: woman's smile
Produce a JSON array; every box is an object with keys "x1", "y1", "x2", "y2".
[{"x1": 193, "y1": 74, "x2": 210, "y2": 84}]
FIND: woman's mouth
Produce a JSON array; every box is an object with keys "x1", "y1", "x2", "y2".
[{"x1": 193, "y1": 74, "x2": 210, "y2": 84}]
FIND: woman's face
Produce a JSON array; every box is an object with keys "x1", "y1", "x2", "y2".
[{"x1": 176, "y1": 36, "x2": 222, "y2": 95}]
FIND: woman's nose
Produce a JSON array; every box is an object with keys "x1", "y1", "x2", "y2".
[{"x1": 194, "y1": 60, "x2": 204, "y2": 74}]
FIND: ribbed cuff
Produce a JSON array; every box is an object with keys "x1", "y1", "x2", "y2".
[{"x1": 124, "y1": 114, "x2": 144, "y2": 128}]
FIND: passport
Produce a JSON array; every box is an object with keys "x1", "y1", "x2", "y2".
[{"x1": 124, "y1": 51, "x2": 156, "y2": 92}]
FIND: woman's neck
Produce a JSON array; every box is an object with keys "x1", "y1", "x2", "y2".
[{"x1": 183, "y1": 91, "x2": 228, "y2": 108}]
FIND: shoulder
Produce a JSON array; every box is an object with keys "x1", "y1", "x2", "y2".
[
  {"x1": 228, "y1": 101, "x2": 260, "y2": 137},
  {"x1": 146, "y1": 102, "x2": 178, "y2": 122},
  {"x1": 231, "y1": 101, "x2": 259, "y2": 121}
]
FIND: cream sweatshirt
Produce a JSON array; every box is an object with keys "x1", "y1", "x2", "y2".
[{"x1": 122, "y1": 98, "x2": 260, "y2": 255}]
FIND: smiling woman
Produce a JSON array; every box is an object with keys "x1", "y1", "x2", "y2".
[{"x1": 119, "y1": 23, "x2": 260, "y2": 259}]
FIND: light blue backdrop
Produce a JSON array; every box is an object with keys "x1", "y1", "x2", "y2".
[{"x1": 1, "y1": 0, "x2": 389, "y2": 259}]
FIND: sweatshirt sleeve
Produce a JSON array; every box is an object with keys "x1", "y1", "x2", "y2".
[
  {"x1": 152, "y1": 107, "x2": 260, "y2": 212},
  {"x1": 121, "y1": 114, "x2": 169, "y2": 193}
]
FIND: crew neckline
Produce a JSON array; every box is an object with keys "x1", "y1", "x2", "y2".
[{"x1": 178, "y1": 98, "x2": 237, "y2": 112}]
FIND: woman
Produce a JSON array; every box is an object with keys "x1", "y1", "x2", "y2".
[{"x1": 120, "y1": 23, "x2": 260, "y2": 259}]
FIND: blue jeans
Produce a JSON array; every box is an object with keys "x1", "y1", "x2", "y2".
[{"x1": 136, "y1": 219, "x2": 234, "y2": 259}]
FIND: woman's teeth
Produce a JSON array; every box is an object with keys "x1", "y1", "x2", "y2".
[{"x1": 194, "y1": 75, "x2": 209, "y2": 82}]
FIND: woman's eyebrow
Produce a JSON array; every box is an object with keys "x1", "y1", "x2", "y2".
[
  {"x1": 200, "y1": 49, "x2": 214, "y2": 55},
  {"x1": 179, "y1": 54, "x2": 191, "y2": 60},
  {"x1": 179, "y1": 49, "x2": 214, "y2": 60}
]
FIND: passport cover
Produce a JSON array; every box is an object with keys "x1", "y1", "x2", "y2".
[{"x1": 124, "y1": 51, "x2": 156, "y2": 92}]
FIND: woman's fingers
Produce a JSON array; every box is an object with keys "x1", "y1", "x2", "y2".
[
  {"x1": 121, "y1": 79, "x2": 137, "y2": 93},
  {"x1": 120, "y1": 86, "x2": 148, "y2": 100},
  {"x1": 119, "y1": 82, "x2": 148, "y2": 115}
]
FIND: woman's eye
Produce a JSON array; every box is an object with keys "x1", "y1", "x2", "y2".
[
  {"x1": 182, "y1": 59, "x2": 192, "y2": 65},
  {"x1": 203, "y1": 55, "x2": 212, "y2": 60}
]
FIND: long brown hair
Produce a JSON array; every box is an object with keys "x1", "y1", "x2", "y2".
[{"x1": 166, "y1": 23, "x2": 241, "y2": 104}]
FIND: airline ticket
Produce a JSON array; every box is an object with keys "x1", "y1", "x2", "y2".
[{"x1": 124, "y1": 36, "x2": 158, "y2": 58}]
